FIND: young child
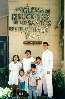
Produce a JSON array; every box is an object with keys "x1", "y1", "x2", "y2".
[
  {"x1": 18, "y1": 69, "x2": 25, "y2": 92},
  {"x1": 35, "y1": 56, "x2": 44, "y2": 97},
  {"x1": 28, "y1": 64, "x2": 41, "y2": 99},
  {"x1": 18, "y1": 69, "x2": 28, "y2": 97},
  {"x1": 8, "y1": 55, "x2": 22, "y2": 96}
]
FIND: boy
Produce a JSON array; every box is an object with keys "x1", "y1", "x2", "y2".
[{"x1": 28, "y1": 64, "x2": 41, "y2": 99}]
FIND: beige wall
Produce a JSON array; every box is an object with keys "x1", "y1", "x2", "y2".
[
  {"x1": 0, "y1": 17, "x2": 8, "y2": 36},
  {"x1": 8, "y1": 0, "x2": 62, "y2": 69}
]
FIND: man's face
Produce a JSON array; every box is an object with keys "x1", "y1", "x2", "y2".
[
  {"x1": 25, "y1": 52, "x2": 31, "y2": 58},
  {"x1": 43, "y1": 44, "x2": 48, "y2": 50}
]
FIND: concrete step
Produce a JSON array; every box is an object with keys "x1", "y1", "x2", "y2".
[{"x1": 12, "y1": 96, "x2": 46, "y2": 99}]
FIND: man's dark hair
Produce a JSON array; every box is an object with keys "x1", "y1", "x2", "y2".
[
  {"x1": 31, "y1": 64, "x2": 36, "y2": 68},
  {"x1": 36, "y1": 56, "x2": 41, "y2": 61},
  {"x1": 43, "y1": 42, "x2": 49, "y2": 46},
  {"x1": 25, "y1": 50, "x2": 31, "y2": 55}
]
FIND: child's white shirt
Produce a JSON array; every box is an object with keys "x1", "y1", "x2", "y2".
[{"x1": 36, "y1": 63, "x2": 44, "y2": 78}]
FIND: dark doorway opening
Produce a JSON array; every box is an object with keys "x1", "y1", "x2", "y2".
[
  {"x1": 0, "y1": 36, "x2": 9, "y2": 67},
  {"x1": 0, "y1": 36, "x2": 9, "y2": 87}
]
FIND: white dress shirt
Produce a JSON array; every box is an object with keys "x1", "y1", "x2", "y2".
[{"x1": 42, "y1": 49, "x2": 53, "y2": 71}]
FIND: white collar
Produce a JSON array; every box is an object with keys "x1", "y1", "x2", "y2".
[{"x1": 44, "y1": 49, "x2": 49, "y2": 53}]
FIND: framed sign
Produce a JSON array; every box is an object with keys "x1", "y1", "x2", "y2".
[{"x1": 9, "y1": 5, "x2": 51, "y2": 43}]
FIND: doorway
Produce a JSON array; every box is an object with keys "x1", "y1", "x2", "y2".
[{"x1": 0, "y1": 36, "x2": 9, "y2": 67}]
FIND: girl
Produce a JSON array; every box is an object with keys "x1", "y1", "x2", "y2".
[
  {"x1": 8, "y1": 55, "x2": 22, "y2": 96},
  {"x1": 22, "y1": 50, "x2": 35, "y2": 93},
  {"x1": 22, "y1": 50, "x2": 35, "y2": 73},
  {"x1": 18, "y1": 69, "x2": 25, "y2": 91},
  {"x1": 18, "y1": 69, "x2": 28, "y2": 97}
]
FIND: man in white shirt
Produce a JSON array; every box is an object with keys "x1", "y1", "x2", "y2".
[{"x1": 42, "y1": 42, "x2": 53, "y2": 99}]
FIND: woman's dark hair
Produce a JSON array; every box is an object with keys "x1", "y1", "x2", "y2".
[
  {"x1": 25, "y1": 50, "x2": 31, "y2": 55},
  {"x1": 36, "y1": 56, "x2": 41, "y2": 61},
  {"x1": 19, "y1": 69, "x2": 24, "y2": 75},
  {"x1": 12, "y1": 55, "x2": 20, "y2": 61}
]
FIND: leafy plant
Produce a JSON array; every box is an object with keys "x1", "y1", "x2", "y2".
[
  {"x1": 0, "y1": 68, "x2": 9, "y2": 87},
  {"x1": 52, "y1": 69, "x2": 65, "y2": 97}
]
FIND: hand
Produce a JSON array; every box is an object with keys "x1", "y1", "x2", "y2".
[
  {"x1": 47, "y1": 71, "x2": 50, "y2": 74},
  {"x1": 35, "y1": 77, "x2": 41, "y2": 80},
  {"x1": 35, "y1": 77, "x2": 38, "y2": 80},
  {"x1": 27, "y1": 70, "x2": 31, "y2": 74}
]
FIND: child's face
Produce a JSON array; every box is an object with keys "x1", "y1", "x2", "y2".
[
  {"x1": 13, "y1": 56, "x2": 18, "y2": 62},
  {"x1": 20, "y1": 71, "x2": 24, "y2": 76},
  {"x1": 31, "y1": 68, "x2": 36, "y2": 73},
  {"x1": 36, "y1": 59, "x2": 41, "y2": 65},
  {"x1": 25, "y1": 52, "x2": 31, "y2": 58}
]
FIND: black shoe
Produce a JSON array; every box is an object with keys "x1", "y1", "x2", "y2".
[{"x1": 44, "y1": 94, "x2": 47, "y2": 97}]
